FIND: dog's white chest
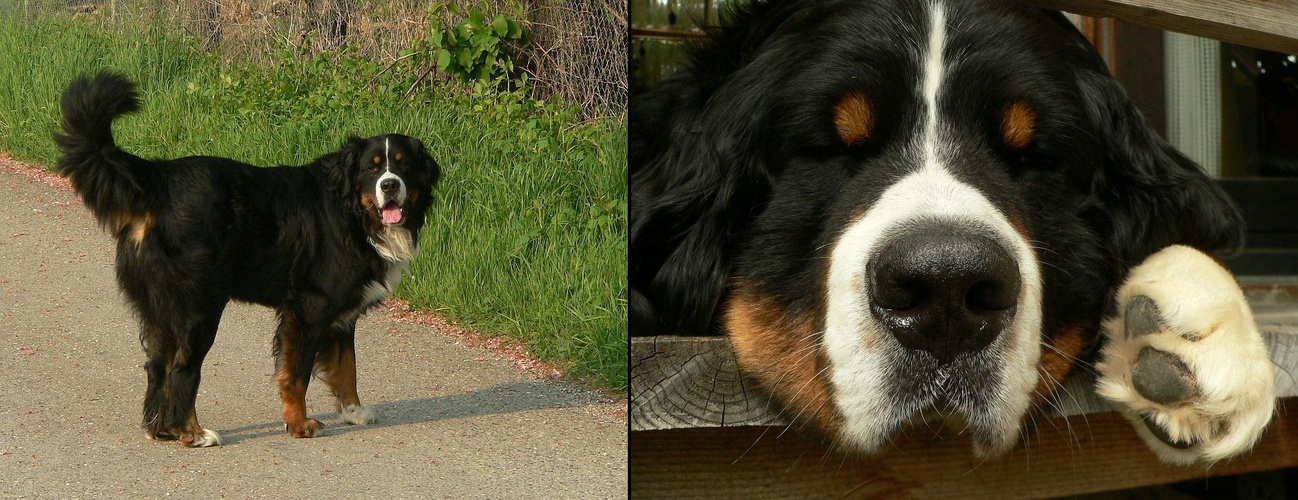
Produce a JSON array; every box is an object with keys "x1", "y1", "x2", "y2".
[{"x1": 362, "y1": 263, "x2": 404, "y2": 305}]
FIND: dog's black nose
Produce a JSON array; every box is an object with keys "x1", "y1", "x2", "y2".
[
  {"x1": 380, "y1": 178, "x2": 400, "y2": 194},
  {"x1": 867, "y1": 226, "x2": 1020, "y2": 364}
]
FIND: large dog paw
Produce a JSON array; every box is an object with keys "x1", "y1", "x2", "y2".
[
  {"x1": 285, "y1": 418, "x2": 324, "y2": 438},
  {"x1": 340, "y1": 404, "x2": 378, "y2": 426},
  {"x1": 1096, "y1": 245, "x2": 1275, "y2": 465},
  {"x1": 180, "y1": 428, "x2": 223, "y2": 448}
]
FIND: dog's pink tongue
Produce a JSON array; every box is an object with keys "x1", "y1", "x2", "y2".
[{"x1": 382, "y1": 205, "x2": 403, "y2": 224}]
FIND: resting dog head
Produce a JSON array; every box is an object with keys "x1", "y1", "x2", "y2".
[{"x1": 629, "y1": 0, "x2": 1243, "y2": 456}]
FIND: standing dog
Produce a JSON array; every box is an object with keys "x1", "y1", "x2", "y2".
[{"x1": 55, "y1": 71, "x2": 440, "y2": 447}]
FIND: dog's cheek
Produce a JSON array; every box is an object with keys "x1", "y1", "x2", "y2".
[{"x1": 725, "y1": 286, "x2": 841, "y2": 434}]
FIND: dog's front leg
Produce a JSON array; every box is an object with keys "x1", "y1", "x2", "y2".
[
  {"x1": 274, "y1": 309, "x2": 325, "y2": 438},
  {"x1": 1096, "y1": 245, "x2": 1276, "y2": 464}
]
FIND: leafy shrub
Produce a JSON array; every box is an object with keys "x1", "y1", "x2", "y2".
[{"x1": 425, "y1": 3, "x2": 528, "y2": 83}]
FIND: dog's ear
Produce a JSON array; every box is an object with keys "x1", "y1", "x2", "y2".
[
  {"x1": 630, "y1": 63, "x2": 777, "y2": 336},
  {"x1": 327, "y1": 135, "x2": 367, "y2": 202},
  {"x1": 1057, "y1": 16, "x2": 1243, "y2": 266},
  {"x1": 411, "y1": 136, "x2": 440, "y2": 187}
]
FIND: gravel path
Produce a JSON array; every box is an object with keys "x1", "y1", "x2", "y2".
[{"x1": 0, "y1": 164, "x2": 627, "y2": 499}]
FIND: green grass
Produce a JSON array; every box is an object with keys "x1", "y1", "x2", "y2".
[{"x1": 0, "y1": 10, "x2": 628, "y2": 389}]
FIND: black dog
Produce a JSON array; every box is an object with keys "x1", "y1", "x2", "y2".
[
  {"x1": 631, "y1": 0, "x2": 1274, "y2": 464},
  {"x1": 55, "y1": 71, "x2": 440, "y2": 447}
]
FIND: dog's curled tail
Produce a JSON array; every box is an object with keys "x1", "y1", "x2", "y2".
[{"x1": 53, "y1": 70, "x2": 155, "y2": 227}]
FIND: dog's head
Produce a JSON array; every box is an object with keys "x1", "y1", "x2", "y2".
[
  {"x1": 629, "y1": 0, "x2": 1243, "y2": 456},
  {"x1": 331, "y1": 134, "x2": 440, "y2": 236}
]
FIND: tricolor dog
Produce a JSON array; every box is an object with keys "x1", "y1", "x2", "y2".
[
  {"x1": 629, "y1": 0, "x2": 1275, "y2": 464},
  {"x1": 55, "y1": 71, "x2": 440, "y2": 447}
]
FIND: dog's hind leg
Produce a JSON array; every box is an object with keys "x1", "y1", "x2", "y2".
[
  {"x1": 140, "y1": 320, "x2": 176, "y2": 441},
  {"x1": 164, "y1": 301, "x2": 227, "y2": 448},
  {"x1": 316, "y1": 322, "x2": 377, "y2": 426},
  {"x1": 274, "y1": 309, "x2": 325, "y2": 438}
]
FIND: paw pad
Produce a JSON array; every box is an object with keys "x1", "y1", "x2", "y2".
[
  {"x1": 1124, "y1": 295, "x2": 1163, "y2": 339},
  {"x1": 1131, "y1": 347, "x2": 1198, "y2": 405}
]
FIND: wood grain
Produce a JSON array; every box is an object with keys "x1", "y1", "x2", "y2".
[
  {"x1": 631, "y1": 336, "x2": 784, "y2": 431},
  {"x1": 631, "y1": 399, "x2": 1298, "y2": 499},
  {"x1": 1020, "y1": 0, "x2": 1298, "y2": 53}
]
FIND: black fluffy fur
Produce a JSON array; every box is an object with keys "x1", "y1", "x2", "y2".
[
  {"x1": 54, "y1": 71, "x2": 440, "y2": 441},
  {"x1": 629, "y1": 0, "x2": 1244, "y2": 342}
]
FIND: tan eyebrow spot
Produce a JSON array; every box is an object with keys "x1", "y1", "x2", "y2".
[
  {"x1": 394, "y1": 152, "x2": 403, "y2": 162},
  {"x1": 1002, "y1": 100, "x2": 1037, "y2": 150},
  {"x1": 373, "y1": 155, "x2": 382, "y2": 165},
  {"x1": 833, "y1": 90, "x2": 873, "y2": 146}
]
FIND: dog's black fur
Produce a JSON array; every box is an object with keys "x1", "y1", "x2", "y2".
[{"x1": 55, "y1": 71, "x2": 440, "y2": 445}]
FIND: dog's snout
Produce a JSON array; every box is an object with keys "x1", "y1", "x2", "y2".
[
  {"x1": 380, "y1": 178, "x2": 401, "y2": 194},
  {"x1": 867, "y1": 226, "x2": 1020, "y2": 363}
]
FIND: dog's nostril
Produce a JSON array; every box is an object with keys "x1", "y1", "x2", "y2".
[
  {"x1": 380, "y1": 179, "x2": 400, "y2": 193},
  {"x1": 872, "y1": 278, "x2": 928, "y2": 311},
  {"x1": 867, "y1": 226, "x2": 1020, "y2": 362},
  {"x1": 966, "y1": 278, "x2": 1017, "y2": 312}
]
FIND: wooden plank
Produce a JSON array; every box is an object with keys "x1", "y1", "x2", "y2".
[
  {"x1": 1019, "y1": 0, "x2": 1298, "y2": 54},
  {"x1": 632, "y1": 288, "x2": 1298, "y2": 431},
  {"x1": 630, "y1": 400, "x2": 1298, "y2": 499},
  {"x1": 630, "y1": 27, "x2": 707, "y2": 41},
  {"x1": 632, "y1": 329, "x2": 1298, "y2": 431}
]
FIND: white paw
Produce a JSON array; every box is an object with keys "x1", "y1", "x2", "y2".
[
  {"x1": 340, "y1": 404, "x2": 378, "y2": 426},
  {"x1": 191, "y1": 429, "x2": 223, "y2": 448},
  {"x1": 1096, "y1": 245, "x2": 1275, "y2": 465}
]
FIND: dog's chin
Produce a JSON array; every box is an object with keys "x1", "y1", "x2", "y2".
[{"x1": 833, "y1": 349, "x2": 1029, "y2": 459}]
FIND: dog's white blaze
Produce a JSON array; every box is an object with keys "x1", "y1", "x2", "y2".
[
  {"x1": 375, "y1": 136, "x2": 408, "y2": 207},
  {"x1": 921, "y1": 1, "x2": 945, "y2": 168},
  {"x1": 822, "y1": 1, "x2": 1043, "y2": 456}
]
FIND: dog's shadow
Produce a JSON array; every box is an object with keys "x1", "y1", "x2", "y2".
[{"x1": 216, "y1": 380, "x2": 591, "y2": 445}]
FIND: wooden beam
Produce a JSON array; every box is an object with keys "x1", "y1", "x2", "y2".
[
  {"x1": 630, "y1": 27, "x2": 707, "y2": 41},
  {"x1": 632, "y1": 292, "x2": 1298, "y2": 431},
  {"x1": 1019, "y1": 0, "x2": 1298, "y2": 54},
  {"x1": 631, "y1": 401, "x2": 1298, "y2": 499}
]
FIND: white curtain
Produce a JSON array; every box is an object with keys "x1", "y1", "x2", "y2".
[{"x1": 1164, "y1": 32, "x2": 1222, "y2": 178}]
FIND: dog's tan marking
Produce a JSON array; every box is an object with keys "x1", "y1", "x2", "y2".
[
  {"x1": 275, "y1": 314, "x2": 322, "y2": 438},
  {"x1": 315, "y1": 342, "x2": 361, "y2": 411},
  {"x1": 373, "y1": 155, "x2": 382, "y2": 165},
  {"x1": 1034, "y1": 324, "x2": 1089, "y2": 403},
  {"x1": 1002, "y1": 100, "x2": 1036, "y2": 150},
  {"x1": 833, "y1": 90, "x2": 873, "y2": 146},
  {"x1": 393, "y1": 152, "x2": 403, "y2": 162},
  {"x1": 725, "y1": 286, "x2": 839, "y2": 433},
  {"x1": 110, "y1": 211, "x2": 155, "y2": 245}
]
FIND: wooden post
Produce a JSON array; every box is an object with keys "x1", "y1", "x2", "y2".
[{"x1": 1018, "y1": 0, "x2": 1298, "y2": 54}]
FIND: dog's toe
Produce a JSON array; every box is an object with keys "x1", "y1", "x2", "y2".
[
  {"x1": 1142, "y1": 417, "x2": 1197, "y2": 449},
  {"x1": 180, "y1": 428, "x2": 222, "y2": 448}
]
